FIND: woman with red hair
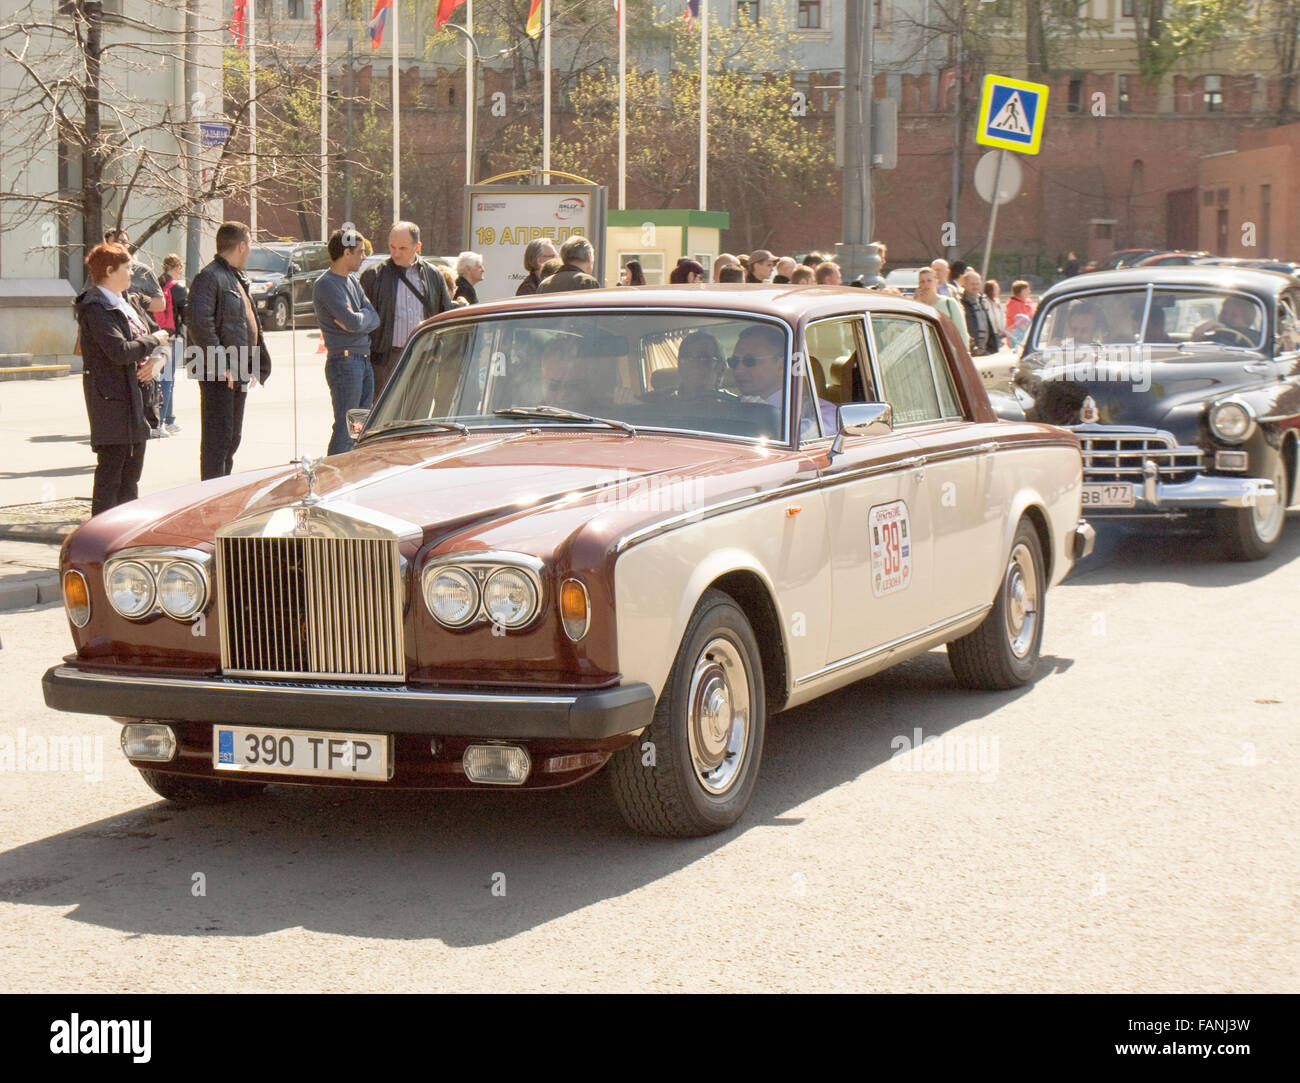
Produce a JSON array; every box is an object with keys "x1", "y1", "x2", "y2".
[{"x1": 75, "y1": 242, "x2": 170, "y2": 514}]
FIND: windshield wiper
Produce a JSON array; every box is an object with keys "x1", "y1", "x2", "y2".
[
  {"x1": 492, "y1": 405, "x2": 636, "y2": 436},
  {"x1": 368, "y1": 418, "x2": 470, "y2": 438}
]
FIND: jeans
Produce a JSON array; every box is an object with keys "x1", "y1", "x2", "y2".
[
  {"x1": 159, "y1": 336, "x2": 182, "y2": 425},
  {"x1": 91, "y1": 442, "x2": 146, "y2": 516},
  {"x1": 198, "y1": 379, "x2": 248, "y2": 480},
  {"x1": 325, "y1": 353, "x2": 374, "y2": 456}
]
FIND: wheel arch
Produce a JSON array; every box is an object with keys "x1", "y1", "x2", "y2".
[{"x1": 707, "y1": 570, "x2": 790, "y2": 715}]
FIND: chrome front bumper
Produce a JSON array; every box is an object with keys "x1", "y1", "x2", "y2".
[{"x1": 1086, "y1": 472, "x2": 1276, "y2": 514}]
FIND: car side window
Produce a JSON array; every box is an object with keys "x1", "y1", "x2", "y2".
[
  {"x1": 922, "y1": 323, "x2": 965, "y2": 419},
  {"x1": 804, "y1": 317, "x2": 876, "y2": 407},
  {"x1": 1278, "y1": 296, "x2": 1300, "y2": 354},
  {"x1": 309, "y1": 247, "x2": 331, "y2": 273},
  {"x1": 869, "y1": 316, "x2": 943, "y2": 425}
]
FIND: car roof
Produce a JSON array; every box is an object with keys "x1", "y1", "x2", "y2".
[
  {"x1": 1042, "y1": 266, "x2": 1296, "y2": 301},
  {"x1": 459, "y1": 283, "x2": 943, "y2": 324}
]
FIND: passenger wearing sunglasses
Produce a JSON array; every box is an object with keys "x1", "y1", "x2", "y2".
[{"x1": 729, "y1": 325, "x2": 837, "y2": 439}]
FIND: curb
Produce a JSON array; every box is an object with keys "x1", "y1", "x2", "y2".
[{"x1": 0, "y1": 569, "x2": 60, "y2": 612}]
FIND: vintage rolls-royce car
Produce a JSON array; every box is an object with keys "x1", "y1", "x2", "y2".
[
  {"x1": 1007, "y1": 268, "x2": 1300, "y2": 560},
  {"x1": 43, "y1": 285, "x2": 1094, "y2": 837}
]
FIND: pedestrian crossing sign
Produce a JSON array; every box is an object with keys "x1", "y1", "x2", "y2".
[{"x1": 976, "y1": 74, "x2": 1049, "y2": 155}]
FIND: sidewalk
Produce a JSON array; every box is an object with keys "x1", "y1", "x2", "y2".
[{"x1": 0, "y1": 328, "x2": 332, "y2": 612}]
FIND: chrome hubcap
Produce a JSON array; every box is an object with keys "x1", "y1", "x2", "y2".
[
  {"x1": 1251, "y1": 464, "x2": 1287, "y2": 544},
  {"x1": 1003, "y1": 542, "x2": 1039, "y2": 660},
  {"x1": 687, "y1": 636, "x2": 751, "y2": 796}
]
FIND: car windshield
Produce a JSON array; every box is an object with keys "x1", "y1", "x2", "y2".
[
  {"x1": 1032, "y1": 287, "x2": 1267, "y2": 351},
  {"x1": 246, "y1": 248, "x2": 290, "y2": 274},
  {"x1": 367, "y1": 311, "x2": 791, "y2": 442}
]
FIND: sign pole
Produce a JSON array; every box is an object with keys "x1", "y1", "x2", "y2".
[{"x1": 979, "y1": 148, "x2": 1006, "y2": 281}]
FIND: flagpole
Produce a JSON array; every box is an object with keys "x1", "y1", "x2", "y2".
[
  {"x1": 320, "y1": 0, "x2": 328, "y2": 240},
  {"x1": 249, "y1": 0, "x2": 257, "y2": 237},
  {"x1": 542, "y1": 0, "x2": 550, "y2": 184},
  {"x1": 617, "y1": 0, "x2": 625, "y2": 210},
  {"x1": 465, "y1": 0, "x2": 474, "y2": 185},
  {"x1": 392, "y1": 0, "x2": 400, "y2": 222},
  {"x1": 699, "y1": 0, "x2": 707, "y2": 213}
]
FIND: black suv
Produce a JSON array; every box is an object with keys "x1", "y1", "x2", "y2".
[{"x1": 245, "y1": 242, "x2": 330, "y2": 331}]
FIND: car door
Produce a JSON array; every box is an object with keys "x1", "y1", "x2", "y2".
[
  {"x1": 868, "y1": 314, "x2": 1008, "y2": 625},
  {"x1": 802, "y1": 315, "x2": 932, "y2": 668}
]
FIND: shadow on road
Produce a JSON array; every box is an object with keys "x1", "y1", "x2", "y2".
[
  {"x1": 1063, "y1": 510, "x2": 1300, "y2": 588},
  {"x1": 0, "y1": 465, "x2": 94, "y2": 481},
  {"x1": 27, "y1": 435, "x2": 91, "y2": 445},
  {"x1": 0, "y1": 649, "x2": 1042, "y2": 946}
]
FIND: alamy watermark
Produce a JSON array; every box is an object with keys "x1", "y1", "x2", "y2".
[
  {"x1": 0, "y1": 729, "x2": 103, "y2": 782},
  {"x1": 1035, "y1": 342, "x2": 1153, "y2": 393},
  {"x1": 890, "y1": 727, "x2": 999, "y2": 782}
]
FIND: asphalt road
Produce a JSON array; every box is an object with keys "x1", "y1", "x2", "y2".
[{"x1": 1, "y1": 516, "x2": 1296, "y2": 992}]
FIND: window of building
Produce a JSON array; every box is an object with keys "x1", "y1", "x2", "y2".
[
  {"x1": 58, "y1": 0, "x2": 124, "y2": 13},
  {"x1": 1067, "y1": 79, "x2": 1083, "y2": 113},
  {"x1": 1260, "y1": 184, "x2": 1272, "y2": 255},
  {"x1": 873, "y1": 0, "x2": 883, "y2": 27},
  {"x1": 798, "y1": 0, "x2": 822, "y2": 29},
  {"x1": 736, "y1": 1, "x2": 759, "y2": 24},
  {"x1": 449, "y1": 86, "x2": 456, "y2": 105},
  {"x1": 288, "y1": 0, "x2": 306, "y2": 18},
  {"x1": 1203, "y1": 189, "x2": 1215, "y2": 207},
  {"x1": 618, "y1": 252, "x2": 665, "y2": 285},
  {"x1": 1204, "y1": 75, "x2": 1223, "y2": 112},
  {"x1": 1118, "y1": 74, "x2": 1131, "y2": 113},
  {"x1": 1122, "y1": 0, "x2": 1135, "y2": 16},
  {"x1": 255, "y1": 0, "x2": 271, "y2": 20}
]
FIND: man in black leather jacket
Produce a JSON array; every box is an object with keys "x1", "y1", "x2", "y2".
[
  {"x1": 187, "y1": 221, "x2": 272, "y2": 479},
  {"x1": 359, "y1": 221, "x2": 454, "y2": 394}
]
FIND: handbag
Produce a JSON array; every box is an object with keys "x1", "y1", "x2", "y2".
[{"x1": 141, "y1": 371, "x2": 162, "y2": 430}]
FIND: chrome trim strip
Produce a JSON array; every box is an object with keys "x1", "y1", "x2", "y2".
[
  {"x1": 49, "y1": 665, "x2": 579, "y2": 708},
  {"x1": 793, "y1": 604, "x2": 992, "y2": 687}
]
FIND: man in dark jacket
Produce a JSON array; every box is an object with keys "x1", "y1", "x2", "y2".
[
  {"x1": 359, "y1": 221, "x2": 454, "y2": 393},
  {"x1": 186, "y1": 221, "x2": 273, "y2": 480},
  {"x1": 959, "y1": 269, "x2": 999, "y2": 356},
  {"x1": 536, "y1": 237, "x2": 601, "y2": 293}
]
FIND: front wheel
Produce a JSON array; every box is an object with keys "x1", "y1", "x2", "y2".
[
  {"x1": 137, "y1": 767, "x2": 264, "y2": 804},
  {"x1": 608, "y1": 589, "x2": 766, "y2": 837},
  {"x1": 948, "y1": 518, "x2": 1046, "y2": 690},
  {"x1": 266, "y1": 294, "x2": 290, "y2": 332},
  {"x1": 1216, "y1": 454, "x2": 1288, "y2": 561}
]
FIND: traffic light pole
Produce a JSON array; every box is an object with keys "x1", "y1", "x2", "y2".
[{"x1": 835, "y1": 0, "x2": 881, "y2": 286}]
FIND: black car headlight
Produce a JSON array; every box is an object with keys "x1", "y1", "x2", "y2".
[{"x1": 1208, "y1": 399, "x2": 1255, "y2": 444}]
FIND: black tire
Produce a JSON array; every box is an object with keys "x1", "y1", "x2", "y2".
[
  {"x1": 137, "y1": 767, "x2": 264, "y2": 804},
  {"x1": 607, "y1": 589, "x2": 766, "y2": 837},
  {"x1": 1216, "y1": 452, "x2": 1288, "y2": 561},
  {"x1": 948, "y1": 518, "x2": 1046, "y2": 690},
  {"x1": 266, "y1": 294, "x2": 290, "y2": 332}
]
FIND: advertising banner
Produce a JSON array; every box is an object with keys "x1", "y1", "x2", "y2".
[{"x1": 463, "y1": 183, "x2": 608, "y2": 302}]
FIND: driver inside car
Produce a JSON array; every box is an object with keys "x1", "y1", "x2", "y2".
[
  {"x1": 672, "y1": 331, "x2": 730, "y2": 401},
  {"x1": 1192, "y1": 295, "x2": 1259, "y2": 345}
]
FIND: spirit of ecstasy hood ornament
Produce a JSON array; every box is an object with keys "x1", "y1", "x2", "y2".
[{"x1": 293, "y1": 455, "x2": 325, "y2": 505}]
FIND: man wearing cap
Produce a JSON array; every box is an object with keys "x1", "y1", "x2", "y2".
[{"x1": 746, "y1": 250, "x2": 776, "y2": 283}]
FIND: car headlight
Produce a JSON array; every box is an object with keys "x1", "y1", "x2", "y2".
[
  {"x1": 157, "y1": 561, "x2": 208, "y2": 619},
  {"x1": 483, "y1": 568, "x2": 540, "y2": 629},
  {"x1": 1208, "y1": 399, "x2": 1255, "y2": 443},
  {"x1": 106, "y1": 560, "x2": 155, "y2": 619},
  {"x1": 423, "y1": 566, "x2": 480, "y2": 627}
]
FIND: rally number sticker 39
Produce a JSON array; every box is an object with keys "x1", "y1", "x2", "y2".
[{"x1": 869, "y1": 500, "x2": 912, "y2": 597}]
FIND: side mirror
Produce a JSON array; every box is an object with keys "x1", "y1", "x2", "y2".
[
  {"x1": 830, "y1": 402, "x2": 892, "y2": 457},
  {"x1": 346, "y1": 408, "x2": 370, "y2": 440}
]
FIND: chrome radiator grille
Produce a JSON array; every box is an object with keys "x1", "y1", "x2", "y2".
[
  {"x1": 217, "y1": 536, "x2": 404, "y2": 680},
  {"x1": 1079, "y1": 432, "x2": 1204, "y2": 485}
]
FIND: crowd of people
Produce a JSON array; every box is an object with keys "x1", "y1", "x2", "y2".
[{"x1": 75, "y1": 220, "x2": 1039, "y2": 517}]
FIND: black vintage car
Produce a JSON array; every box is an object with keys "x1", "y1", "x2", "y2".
[
  {"x1": 245, "y1": 242, "x2": 330, "y2": 331},
  {"x1": 1009, "y1": 267, "x2": 1300, "y2": 560}
]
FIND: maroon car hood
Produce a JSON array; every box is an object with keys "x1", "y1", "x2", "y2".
[{"x1": 95, "y1": 430, "x2": 763, "y2": 549}]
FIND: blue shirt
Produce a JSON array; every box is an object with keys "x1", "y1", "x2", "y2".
[{"x1": 313, "y1": 270, "x2": 380, "y2": 356}]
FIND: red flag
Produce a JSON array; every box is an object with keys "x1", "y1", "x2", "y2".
[
  {"x1": 230, "y1": 0, "x2": 248, "y2": 48},
  {"x1": 436, "y1": 0, "x2": 467, "y2": 32},
  {"x1": 315, "y1": 0, "x2": 323, "y2": 49}
]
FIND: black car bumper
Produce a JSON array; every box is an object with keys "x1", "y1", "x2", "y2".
[{"x1": 42, "y1": 665, "x2": 656, "y2": 741}]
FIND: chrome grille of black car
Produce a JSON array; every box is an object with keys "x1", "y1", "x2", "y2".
[
  {"x1": 1078, "y1": 430, "x2": 1204, "y2": 485},
  {"x1": 217, "y1": 536, "x2": 404, "y2": 680}
]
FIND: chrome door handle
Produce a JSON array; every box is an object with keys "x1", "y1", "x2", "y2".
[{"x1": 975, "y1": 441, "x2": 999, "y2": 455}]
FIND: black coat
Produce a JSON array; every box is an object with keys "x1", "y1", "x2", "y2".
[
  {"x1": 186, "y1": 254, "x2": 272, "y2": 385},
  {"x1": 536, "y1": 265, "x2": 601, "y2": 293},
  {"x1": 75, "y1": 287, "x2": 159, "y2": 447},
  {"x1": 359, "y1": 258, "x2": 455, "y2": 365}
]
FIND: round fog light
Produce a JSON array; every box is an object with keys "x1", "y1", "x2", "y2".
[
  {"x1": 463, "y1": 744, "x2": 531, "y2": 785},
  {"x1": 121, "y1": 723, "x2": 177, "y2": 763}
]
